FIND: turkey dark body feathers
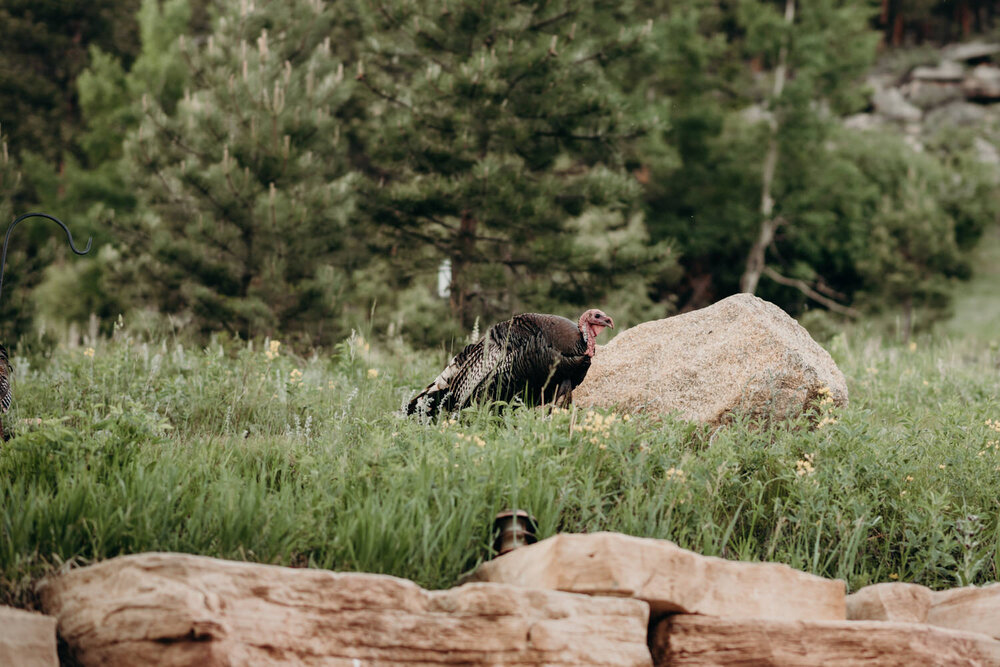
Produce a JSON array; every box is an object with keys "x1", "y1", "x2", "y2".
[
  {"x1": 0, "y1": 344, "x2": 11, "y2": 414},
  {"x1": 406, "y1": 313, "x2": 591, "y2": 416}
]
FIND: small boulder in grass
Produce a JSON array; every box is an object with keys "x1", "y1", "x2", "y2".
[{"x1": 574, "y1": 294, "x2": 847, "y2": 425}]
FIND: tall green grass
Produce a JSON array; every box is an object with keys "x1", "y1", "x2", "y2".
[{"x1": 3, "y1": 323, "x2": 1000, "y2": 609}]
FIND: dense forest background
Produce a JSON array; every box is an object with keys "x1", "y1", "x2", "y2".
[{"x1": 1, "y1": 0, "x2": 998, "y2": 349}]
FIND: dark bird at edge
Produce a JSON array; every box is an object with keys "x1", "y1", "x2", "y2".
[{"x1": 0, "y1": 344, "x2": 12, "y2": 441}]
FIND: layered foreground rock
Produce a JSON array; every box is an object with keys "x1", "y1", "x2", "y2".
[
  {"x1": 848, "y1": 581, "x2": 1000, "y2": 640},
  {"x1": 0, "y1": 606, "x2": 58, "y2": 667},
  {"x1": 574, "y1": 294, "x2": 847, "y2": 423},
  {"x1": 38, "y1": 552, "x2": 651, "y2": 666},
  {"x1": 32, "y1": 533, "x2": 1000, "y2": 665},
  {"x1": 651, "y1": 615, "x2": 1000, "y2": 666},
  {"x1": 468, "y1": 532, "x2": 846, "y2": 620}
]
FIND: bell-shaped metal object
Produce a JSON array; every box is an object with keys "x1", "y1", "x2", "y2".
[{"x1": 492, "y1": 510, "x2": 538, "y2": 557}]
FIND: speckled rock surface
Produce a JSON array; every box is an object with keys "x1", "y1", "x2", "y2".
[{"x1": 575, "y1": 294, "x2": 847, "y2": 424}]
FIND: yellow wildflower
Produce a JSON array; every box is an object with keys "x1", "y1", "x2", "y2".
[
  {"x1": 665, "y1": 467, "x2": 686, "y2": 482},
  {"x1": 266, "y1": 340, "x2": 281, "y2": 360},
  {"x1": 905, "y1": 475, "x2": 914, "y2": 482},
  {"x1": 938, "y1": 464, "x2": 946, "y2": 470},
  {"x1": 908, "y1": 341, "x2": 917, "y2": 352},
  {"x1": 367, "y1": 368, "x2": 379, "y2": 379},
  {"x1": 83, "y1": 347, "x2": 95, "y2": 358},
  {"x1": 289, "y1": 368, "x2": 303, "y2": 384},
  {"x1": 795, "y1": 453, "x2": 816, "y2": 477},
  {"x1": 816, "y1": 415, "x2": 838, "y2": 429},
  {"x1": 889, "y1": 573, "x2": 899, "y2": 580}
]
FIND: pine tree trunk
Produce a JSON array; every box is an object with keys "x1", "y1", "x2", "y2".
[{"x1": 740, "y1": 0, "x2": 794, "y2": 295}]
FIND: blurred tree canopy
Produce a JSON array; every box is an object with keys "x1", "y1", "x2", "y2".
[{"x1": 1, "y1": 0, "x2": 998, "y2": 347}]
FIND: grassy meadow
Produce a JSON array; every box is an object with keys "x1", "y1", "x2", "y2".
[{"x1": 2, "y1": 298, "x2": 1000, "y2": 612}]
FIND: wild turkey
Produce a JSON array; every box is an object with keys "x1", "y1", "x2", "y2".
[{"x1": 406, "y1": 309, "x2": 614, "y2": 416}]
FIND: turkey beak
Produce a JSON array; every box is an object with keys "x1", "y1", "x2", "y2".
[{"x1": 606, "y1": 317, "x2": 615, "y2": 329}]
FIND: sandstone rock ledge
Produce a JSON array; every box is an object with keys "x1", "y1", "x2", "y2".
[
  {"x1": 468, "y1": 532, "x2": 846, "y2": 621},
  {"x1": 38, "y1": 552, "x2": 651, "y2": 666},
  {"x1": 575, "y1": 294, "x2": 848, "y2": 424},
  {"x1": 0, "y1": 606, "x2": 58, "y2": 667},
  {"x1": 652, "y1": 615, "x2": 1000, "y2": 666},
  {"x1": 848, "y1": 581, "x2": 1000, "y2": 641}
]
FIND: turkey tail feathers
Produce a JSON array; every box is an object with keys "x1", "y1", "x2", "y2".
[{"x1": 406, "y1": 338, "x2": 482, "y2": 416}]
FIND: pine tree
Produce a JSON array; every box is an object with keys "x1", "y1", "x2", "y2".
[
  {"x1": 357, "y1": 1, "x2": 673, "y2": 333},
  {"x1": 0, "y1": 0, "x2": 142, "y2": 166},
  {"x1": 122, "y1": 0, "x2": 364, "y2": 343},
  {"x1": 24, "y1": 0, "x2": 198, "y2": 333}
]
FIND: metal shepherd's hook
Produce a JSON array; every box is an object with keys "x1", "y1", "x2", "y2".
[{"x1": 0, "y1": 212, "x2": 93, "y2": 307}]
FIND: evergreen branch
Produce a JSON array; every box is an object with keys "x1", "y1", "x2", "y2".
[
  {"x1": 143, "y1": 109, "x2": 212, "y2": 162},
  {"x1": 528, "y1": 10, "x2": 578, "y2": 32},
  {"x1": 179, "y1": 172, "x2": 253, "y2": 237},
  {"x1": 358, "y1": 76, "x2": 413, "y2": 110},
  {"x1": 532, "y1": 129, "x2": 639, "y2": 142},
  {"x1": 414, "y1": 29, "x2": 463, "y2": 57},
  {"x1": 371, "y1": 2, "x2": 456, "y2": 72}
]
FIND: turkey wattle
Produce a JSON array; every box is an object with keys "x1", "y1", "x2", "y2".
[{"x1": 406, "y1": 309, "x2": 614, "y2": 416}]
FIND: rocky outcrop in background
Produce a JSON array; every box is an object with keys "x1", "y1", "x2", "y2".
[{"x1": 850, "y1": 40, "x2": 1000, "y2": 165}]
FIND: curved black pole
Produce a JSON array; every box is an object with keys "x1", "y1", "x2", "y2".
[{"x1": 0, "y1": 212, "x2": 93, "y2": 308}]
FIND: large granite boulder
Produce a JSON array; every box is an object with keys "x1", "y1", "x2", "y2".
[
  {"x1": 575, "y1": 294, "x2": 847, "y2": 424},
  {"x1": 38, "y1": 552, "x2": 652, "y2": 666},
  {"x1": 0, "y1": 607, "x2": 58, "y2": 667},
  {"x1": 468, "y1": 532, "x2": 846, "y2": 621},
  {"x1": 651, "y1": 615, "x2": 1000, "y2": 666}
]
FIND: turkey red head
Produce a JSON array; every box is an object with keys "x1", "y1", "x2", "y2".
[{"x1": 578, "y1": 309, "x2": 614, "y2": 357}]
